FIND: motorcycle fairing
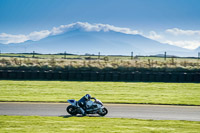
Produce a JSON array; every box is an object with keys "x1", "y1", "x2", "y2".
[{"x1": 67, "y1": 99, "x2": 78, "y2": 106}]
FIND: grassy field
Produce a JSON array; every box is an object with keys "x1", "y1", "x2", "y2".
[
  {"x1": 0, "y1": 53, "x2": 131, "y2": 60},
  {"x1": 0, "y1": 80, "x2": 200, "y2": 105},
  {"x1": 0, "y1": 53, "x2": 199, "y2": 60},
  {"x1": 0, "y1": 115, "x2": 200, "y2": 133},
  {"x1": 1, "y1": 53, "x2": 200, "y2": 71}
]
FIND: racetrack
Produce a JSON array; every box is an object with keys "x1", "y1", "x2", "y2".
[{"x1": 0, "y1": 102, "x2": 200, "y2": 121}]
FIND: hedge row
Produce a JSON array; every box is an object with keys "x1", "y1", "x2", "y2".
[{"x1": 0, "y1": 70, "x2": 199, "y2": 82}]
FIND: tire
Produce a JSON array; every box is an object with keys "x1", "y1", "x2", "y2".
[
  {"x1": 66, "y1": 105, "x2": 77, "y2": 116},
  {"x1": 98, "y1": 107, "x2": 108, "y2": 116}
]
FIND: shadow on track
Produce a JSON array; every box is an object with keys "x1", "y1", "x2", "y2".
[{"x1": 59, "y1": 114, "x2": 102, "y2": 118}]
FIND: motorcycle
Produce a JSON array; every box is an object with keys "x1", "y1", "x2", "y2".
[{"x1": 66, "y1": 98, "x2": 108, "y2": 116}]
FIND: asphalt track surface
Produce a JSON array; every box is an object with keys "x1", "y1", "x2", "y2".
[{"x1": 0, "y1": 102, "x2": 200, "y2": 121}]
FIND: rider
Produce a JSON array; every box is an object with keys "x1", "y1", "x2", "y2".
[{"x1": 78, "y1": 94, "x2": 96, "y2": 116}]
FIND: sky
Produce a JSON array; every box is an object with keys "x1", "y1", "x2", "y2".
[{"x1": 1, "y1": 0, "x2": 200, "y2": 50}]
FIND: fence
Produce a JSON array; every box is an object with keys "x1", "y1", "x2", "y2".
[{"x1": 0, "y1": 70, "x2": 199, "y2": 82}]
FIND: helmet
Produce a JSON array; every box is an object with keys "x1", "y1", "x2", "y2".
[{"x1": 84, "y1": 94, "x2": 91, "y2": 100}]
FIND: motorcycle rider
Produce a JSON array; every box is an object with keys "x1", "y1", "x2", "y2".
[{"x1": 78, "y1": 94, "x2": 96, "y2": 116}]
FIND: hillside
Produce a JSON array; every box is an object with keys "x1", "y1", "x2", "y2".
[{"x1": 0, "y1": 22, "x2": 194, "y2": 56}]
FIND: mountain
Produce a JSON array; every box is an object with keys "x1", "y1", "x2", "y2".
[{"x1": 0, "y1": 23, "x2": 194, "y2": 56}]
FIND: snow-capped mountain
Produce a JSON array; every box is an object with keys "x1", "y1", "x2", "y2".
[{"x1": 0, "y1": 22, "x2": 194, "y2": 56}]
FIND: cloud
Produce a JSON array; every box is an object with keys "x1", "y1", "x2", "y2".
[
  {"x1": 163, "y1": 40, "x2": 200, "y2": 50},
  {"x1": 161, "y1": 28, "x2": 200, "y2": 49},
  {"x1": 51, "y1": 23, "x2": 75, "y2": 35},
  {"x1": 141, "y1": 28, "x2": 200, "y2": 50},
  {"x1": 74, "y1": 22, "x2": 141, "y2": 34},
  {"x1": 51, "y1": 22, "x2": 141, "y2": 35},
  {"x1": 0, "y1": 30, "x2": 51, "y2": 44},
  {"x1": 145, "y1": 31, "x2": 163, "y2": 40},
  {"x1": 166, "y1": 28, "x2": 200, "y2": 36},
  {"x1": 28, "y1": 30, "x2": 51, "y2": 41},
  {"x1": 0, "y1": 33, "x2": 28, "y2": 44},
  {"x1": 0, "y1": 22, "x2": 141, "y2": 44}
]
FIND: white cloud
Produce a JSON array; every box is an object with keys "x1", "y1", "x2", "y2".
[
  {"x1": 166, "y1": 28, "x2": 200, "y2": 36},
  {"x1": 141, "y1": 28, "x2": 200, "y2": 50},
  {"x1": 28, "y1": 30, "x2": 51, "y2": 41},
  {"x1": 163, "y1": 40, "x2": 200, "y2": 50},
  {"x1": 161, "y1": 28, "x2": 200, "y2": 49},
  {"x1": 0, "y1": 30, "x2": 51, "y2": 44},
  {"x1": 0, "y1": 33, "x2": 28, "y2": 44},
  {"x1": 51, "y1": 22, "x2": 141, "y2": 35},
  {"x1": 51, "y1": 23, "x2": 75, "y2": 35},
  {"x1": 145, "y1": 31, "x2": 163, "y2": 40},
  {"x1": 0, "y1": 22, "x2": 141, "y2": 44},
  {"x1": 79, "y1": 22, "x2": 141, "y2": 34}
]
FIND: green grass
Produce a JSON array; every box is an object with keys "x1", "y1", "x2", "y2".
[
  {"x1": 1, "y1": 53, "x2": 199, "y2": 61},
  {"x1": 0, "y1": 115, "x2": 200, "y2": 133},
  {"x1": 0, "y1": 53, "x2": 129, "y2": 59},
  {"x1": 0, "y1": 80, "x2": 200, "y2": 105}
]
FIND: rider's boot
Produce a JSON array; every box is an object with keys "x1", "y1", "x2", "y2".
[{"x1": 80, "y1": 107, "x2": 86, "y2": 116}]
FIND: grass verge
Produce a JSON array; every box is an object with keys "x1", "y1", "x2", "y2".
[
  {"x1": 0, "y1": 115, "x2": 200, "y2": 133},
  {"x1": 0, "y1": 80, "x2": 200, "y2": 105},
  {"x1": 1, "y1": 55, "x2": 200, "y2": 71}
]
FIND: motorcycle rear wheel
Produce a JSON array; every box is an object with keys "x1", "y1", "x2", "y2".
[
  {"x1": 98, "y1": 107, "x2": 108, "y2": 116},
  {"x1": 66, "y1": 105, "x2": 77, "y2": 116}
]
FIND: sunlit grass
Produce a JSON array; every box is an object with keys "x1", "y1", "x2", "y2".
[
  {"x1": 0, "y1": 115, "x2": 200, "y2": 133},
  {"x1": 0, "y1": 80, "x2": 200, "y2": 105}
]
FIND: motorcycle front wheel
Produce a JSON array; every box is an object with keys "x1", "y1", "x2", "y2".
[
  {"x1": 98, "y1": 107, "x2": 108, "y2": 116},
  {"x1": 66, "y1": 105, "x2": 77, "y2": 116}
]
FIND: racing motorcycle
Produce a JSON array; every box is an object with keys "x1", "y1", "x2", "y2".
[{"x1": 66, "y1": 98, "x2": 108, "y2": 116}]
